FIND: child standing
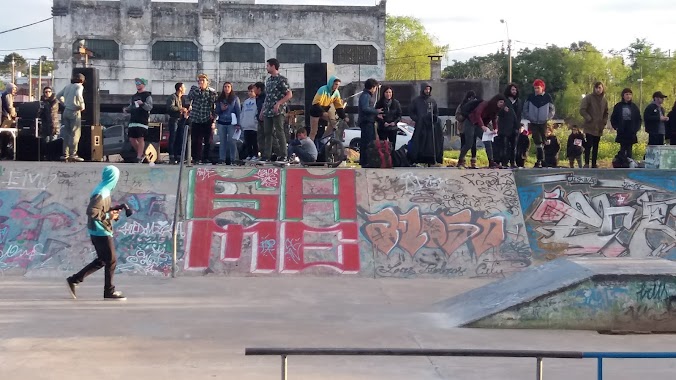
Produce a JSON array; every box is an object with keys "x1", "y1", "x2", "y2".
[
  {"x1": 240, "y1": 84, "x2": 259, "y2": 160},
  {"x1": 543, "y1": 126, "x2": 560, "y2": 167},
  {"x1": 566, "y1": 125, "x2": 585, "y2": 168},
  {"x1": 515, "y1": 124, "x2": 530, "y2": 168}
]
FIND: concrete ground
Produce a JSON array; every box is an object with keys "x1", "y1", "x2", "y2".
[{"x1": 1, "y1": 275, "x2": 675, "y2": 380}]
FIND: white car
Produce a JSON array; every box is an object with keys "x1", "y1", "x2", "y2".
[{"x1": 343, "y1": 122, "x2": 414, "y2": 151}]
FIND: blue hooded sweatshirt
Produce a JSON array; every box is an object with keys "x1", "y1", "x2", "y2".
[{"x1": 87, "y1": 165, "x2": 120, "y2": 237}]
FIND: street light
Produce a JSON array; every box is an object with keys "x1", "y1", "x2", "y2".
[{"x1": 500, "y1": 19, "x2": 512, "y2": 83}]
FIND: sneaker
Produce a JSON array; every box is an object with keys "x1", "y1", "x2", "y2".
[
  {"x1": 104, "y1": 291, "x2": 127, "y2": 301},
  {"x1": 60, "y1": 155, "x2": 69, "y2": 161},
  {"x1": 69, "y1": 155, "x2": 84, "y2": 162},
  {"x1": 66, "y1": 278, "x2": 77, "y2": 299}
]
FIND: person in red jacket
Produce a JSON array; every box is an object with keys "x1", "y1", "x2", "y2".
[{"x1": 457, "y1": 94, "x2": 506, "y2": 168}]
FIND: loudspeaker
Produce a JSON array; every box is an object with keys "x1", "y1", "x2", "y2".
[
  {"x1": 79, "y1": 124, "x2": 103, "y2": 161},
  {"x1": 17, "y1": 101, "x2": 41, "y2": 120},
  {"x1": 303, "y1": 63, "x2": 335, "y2": 129},
  {"x1": 46, "y1": 138, "x2": 63, "y2": 161},
  {"x1": 147, "y1": 123, "x2": 162, "y2": 143},
  {"x1": 71, "y1": 67, "x2": 100, "y2": 126},
  {"x1": 121, "y1": 141, "x2": 160, "y2": 163},
  {"x1": 16, "y1": 134, "x2": 40, "y2": 161}
]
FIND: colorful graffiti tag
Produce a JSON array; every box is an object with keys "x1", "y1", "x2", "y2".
[
  {"x1": 362, "y1": 170, "x2": 531, "y2": 279},
  {"x1": 516, "y1": 171, "x2": 676, "y2": 260},
  {"x1": 184, "y1": 168, "x2": 363, "y2": 275}
]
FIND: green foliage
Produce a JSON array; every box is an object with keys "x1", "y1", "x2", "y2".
[
  {"x1": 442, "y1": 39, "x2": 676, "y2": 120},
  {"x1": 385, "y1": 15, "x2": 448, "y2": 81},
  {"x1": 0, "y1": 53, "x2": 28, "y2": 75}
]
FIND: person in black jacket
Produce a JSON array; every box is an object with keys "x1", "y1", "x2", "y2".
[
  {"x1": 39, "y1": 86, "x2": 60, "y2": 142},
  {"x1": 497, "y1": 84, "x2": 521, "y2": 168},
  {"x1": 667, "y1": 100, "x2": 676, "y2": 145},
  {"x1": 374, "y1": 85, "x2": 402, "y2": 147},
  {"x1": 566, "y1": 125, "x2": 585, "y2": 168},
  {"x1": 123, "y1": 78, "x2": 154, "y2": 163},
  {"x1": 543, "y1": 126, "x2": 560, "y2": 167},
  {"x1": 644, "y1": 91, "x2": 669, "y2": 146},
  {"x1": 610, "y1": 88, "x2": 642, "y2": 158},
  {"x1": 515, "y1": 124, "x2": 530, "y2": 168},
  {"x1": 409, "y1": 83, "x2": 443, "y2": 165},
  {"x1": 358, "y1": 78, "x2": 382, "y2": 167}
]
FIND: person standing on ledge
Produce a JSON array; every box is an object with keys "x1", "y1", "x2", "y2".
[{"x1": 67, "y1": 165, "x2": 126, "y2": 301}]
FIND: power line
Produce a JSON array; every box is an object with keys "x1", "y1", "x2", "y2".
[
  {"x1": 0, "y1": 47, "x2": 52, "y2": 52},
  {"x1": 0, "y1": 17, "x2": 53, "y2": 35}
]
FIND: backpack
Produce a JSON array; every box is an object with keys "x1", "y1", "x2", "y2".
[{"x1": 457, "y1": 99, "x2": 482, "y2": 121}]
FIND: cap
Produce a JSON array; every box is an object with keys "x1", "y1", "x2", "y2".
[
  {"x1": 134, "y1": 78, "x2": 148, "y2": 86},
  {"x1": 652, "y1": 91, "x2": 667, "y2": 99}
]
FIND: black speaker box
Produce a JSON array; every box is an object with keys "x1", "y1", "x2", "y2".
[
  {"x1": 121, "y1": 141, "x2": 160, "y2": 163},
  {"x1": 71, "y1": 67, "x2": 100, "y2": 126},
  {"x1": 79, "y1": 124, "x2": 103, "y2": 161},
  {"x1": 46, "y1": 138, "x2": 63, "y2": 161},
  {"x1": 303, "y1": 63, "x2": 335, "y2": 129},
  {"x1": 17, "y1": 101, "x2": 41, "y2": 120},
  {"x1": 16, "y1": 134, "x2": 41, "y2": 161},
  {"x1": 147, "y1": 123, "x2": 162, "y2": 143}
]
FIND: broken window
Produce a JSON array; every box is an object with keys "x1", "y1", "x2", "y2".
[
  {"x1": 276, "y1": 44, "x2": 321, "y2": 64},
  {"x1": 219, "y1": 42, "x2": 265, "y2": 63},
  {"x1": 333, "y1": 44, "x2": 378, "y2": 65},
  {"x1": 152, "y1": 41, "x2": 198, "y2": 61},
  {"x1": 72, "y1": 39, "x2": 119, "y2": 60}
]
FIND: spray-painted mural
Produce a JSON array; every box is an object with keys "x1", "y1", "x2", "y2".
[
  {"x1": 516, "y1": 170, "x2": 676, "y2": 261},
  {"x1": 0, "y1": 163, "x2": 182, "y2": 276}
]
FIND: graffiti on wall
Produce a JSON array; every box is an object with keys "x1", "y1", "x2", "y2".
[
  {"x1": 363, "y1": 170, "x2": 531, "y2": 279},
  {"x1": 0, "y1": 165, "x2": 181, "y2": 275},
  {"x1": 517, "y1": 171, "x2": 676, "y2": 260},
  {"x1": 184, "y1": 168, "x2": 362, "y2": 274}
]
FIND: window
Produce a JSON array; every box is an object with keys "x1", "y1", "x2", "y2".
[
  {"x1": 220, "y1": 42, "x2": 265, "y2": 63},
  {"x1": 72, "y1": 39, "x2": 119, "y2": 60},
  {"x1": 152, "y1": 41, "x2": 198, "y2": 61},
  {"x1": 276, "y1": 44, "x2": 321, "y2": 64},
  {"x1": 333, "y1": 44, "x2": 378, "y2": 65}
]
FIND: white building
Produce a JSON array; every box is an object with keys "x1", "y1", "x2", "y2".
[{"x1": 52, "y1": 0, "x2": 386, "y2": 95}]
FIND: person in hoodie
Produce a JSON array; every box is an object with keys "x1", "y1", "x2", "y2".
[
  {"x1": 523, "y1": 79, "x2": 555, "y2": 168},
  {"x1": 457, "y1": 94, "x2": 506, "y2": 168},
  {"x1": 542, "y1": 126, "x2": 560, "y2": 167},
  {"x1": 0, "y1": 83, "x2": 17, "y2": 159},
  {"x1": 610, "y1": 88, "x2": 642, "y2": 159},
  {"x1": 566, "y1": 125, "x2": 585, "y2": 168},
  {"x1": 515, "y1": 124, "x2": 531, "y2": 168},
  {"x1": 644, "y1": 91, "x2": 669, "y2": 146},
  {"x1": 357, "y1": 78, "x2": 382, "y2": 167},
  {"x1": 497, "y1": 83, "x2": 522, "y2": 168},
  {"x1": 39, "y1": 86, "x2": 60, "y2": 142},
  {"x1": 309, "y1": 76, "x2": 349, "y2": 141},
  {"x1": 122, "y1": 78, "x2": 153, "y2": 163},
  {"x1": 215, "y1": 81, "x2": 241, "y2": 164},
  {"x1": 409, "y1": 83, "x2": 443, "y2": 165},
  {"x1": 579, "y1": 81, "x2": 609, "y2": 168},
  {"x1": 66, "y1": 165, "x2": 126, "y2": 301}
]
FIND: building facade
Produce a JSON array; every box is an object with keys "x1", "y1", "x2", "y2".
[{"x1": 52, "y1": 0, "x2": 386, "y2": 95}]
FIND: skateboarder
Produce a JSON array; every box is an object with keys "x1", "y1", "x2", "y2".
[{"x1": 66, "y1": 165, "x2": 126, "y2": 300}]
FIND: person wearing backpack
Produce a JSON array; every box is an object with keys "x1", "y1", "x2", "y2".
[{"x1": 454, "y1": 91, "x2": 480, "y2": 168}]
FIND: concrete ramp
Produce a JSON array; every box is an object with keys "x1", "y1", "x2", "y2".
[{"x1": 435, "y1": 257, "x2": 676, "y2": 332}]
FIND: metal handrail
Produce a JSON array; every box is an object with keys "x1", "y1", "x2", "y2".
[{"x1": 245, "y1": 347, "x2": 676, "y2": 380}]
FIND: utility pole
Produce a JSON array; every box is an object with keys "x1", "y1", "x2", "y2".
[
  {"x1": 28, "y1": 60, "x2": 32, "y2": 100},
  {"x1": 500, "y1": 19, "x2": 512, "y2": 83},
  {"x1": 638, "y1": 66, "x2": 644, "y2": 111},
  {"x1": 11, "y1": 56, "x2": 15, "y2": 84},
  {"x1": 38, "y1": 57, "x2": 43, "y2": 94}
]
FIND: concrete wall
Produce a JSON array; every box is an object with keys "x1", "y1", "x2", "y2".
[
  {"x1": 52, "y1": 0, "x2": 386, "y2": 94},
  {"x1": 2, "y1": 164, "x2": 676, "y2": 278}
]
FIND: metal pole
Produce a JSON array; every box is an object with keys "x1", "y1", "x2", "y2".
[
  {"x1": 281, "y1": 354, "x2": 288, "y2": 380},
  {"x1": 38, "y1": 58, "x2": 43, "y2": 96},
  {"x1": 597, "y1": 358, "x2": 603, "y2": 380},
  {"x1": 11, "y1": 57, "x2": 15, "y2": 85},
  {"x1": 536, "y1": 357, "x2": 543, "y2": 380},
  {"x1": 28, "y1": 61, "x2": 33, "y2": 100},
  {"x1": 171, "y1": 121, "x2": 191, "y2": 278},
  {"x1": 508, "y1": 40, "x2": 513, "y2": 83}
]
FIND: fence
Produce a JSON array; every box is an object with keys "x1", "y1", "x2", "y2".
[{"x1": 245, "y1": 347, "x2": 676, "y2": 380}]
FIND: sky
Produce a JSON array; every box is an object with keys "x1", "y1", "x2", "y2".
[{"x1": 1, "y1": 0, "x2": 675, "y2": 65}]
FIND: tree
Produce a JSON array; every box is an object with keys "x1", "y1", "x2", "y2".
[
  {"x1": 30, "y1": 56, "x2": 55, "y2": 76},
  {"x1": 442, "y1": 51, "x2": 507, "y2": 81},
  {"x1": 0, "y1": 53, "x2": 28, "y2": 76},
  {"x1": 385, "y1": 16, "x2": 448, "y2": 81}
]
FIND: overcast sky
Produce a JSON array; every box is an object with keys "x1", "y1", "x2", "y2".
[{"x1": 1, "y1": 0, "x2": 674, "y2": 65}]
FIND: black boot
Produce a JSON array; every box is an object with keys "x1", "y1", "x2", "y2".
[{"x1": 535, "y1": 147, "x2": 544, "y2": 168}]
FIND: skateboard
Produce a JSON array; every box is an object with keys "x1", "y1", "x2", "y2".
[{"x1": 300, "y1": 161, "x2": 342, "y2": 168}]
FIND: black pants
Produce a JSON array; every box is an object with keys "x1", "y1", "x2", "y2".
[
  {"x1": 619, "y1": 143, "x2": 634, "y2": 159},
  {"x1": 70, "y1": 235, "x2": 117, "y2": 294},
  {"x1": 242, "y1": 130, "x2": 258, "y2": 158},
  {"x1": 378, "y1": 128, "x2": 397, "y2": 147},
  {"x1": 496, "y1": 134, "x2": 515, "y2": 166},
  {"x1": 191, "y1": 121, "x2": 212, "y2": 162},
  {"x1": 169, "y1": 117, "x2": 187, "y2": 159},
  {"x1": 359, "y1": 121, "x2": 375, "y2": 167},
  {"x1": 648, "y1": 133, "x2": 665, "y2": 146},
  {"x1": 459, "y1": 133, "x2": 477, "y2": 158},
  {"x1": 584, "y1": 134, "x2": 601, "y2": 167}
]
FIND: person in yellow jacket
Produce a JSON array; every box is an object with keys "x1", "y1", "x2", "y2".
[{"x1": 309, "y1": 76, "x2": 349, "y2": 141}]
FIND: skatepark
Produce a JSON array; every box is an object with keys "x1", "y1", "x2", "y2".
[{"x1": 1, "y1": 161, "x2": 676, "y2": 379}]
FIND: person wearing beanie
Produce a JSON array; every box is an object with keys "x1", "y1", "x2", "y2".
[
  {"x1": 610, "y1": 88, "x2": 641, "y2": 159},
  {"x1": 56, "y1": 73, "x2": 86, "y2": 162},
  {"x1": 579, "y1": 81, "x2": 609, "y2": 168},
  {"x1": 522, "y1": 79, "x2": 555, "y2": 168}
]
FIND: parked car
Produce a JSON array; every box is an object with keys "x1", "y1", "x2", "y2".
[{"x1": 342, "y1": 122, "x2": 414, "y2": 151}]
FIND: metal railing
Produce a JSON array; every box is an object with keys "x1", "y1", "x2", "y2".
[{"x1": 245, "y1": 347, "x2": 676, "y2": 380}]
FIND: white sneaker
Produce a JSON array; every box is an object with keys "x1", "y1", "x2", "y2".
[{"x1": 245, "y1": 156, "x2": 253, "y2": 161}]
